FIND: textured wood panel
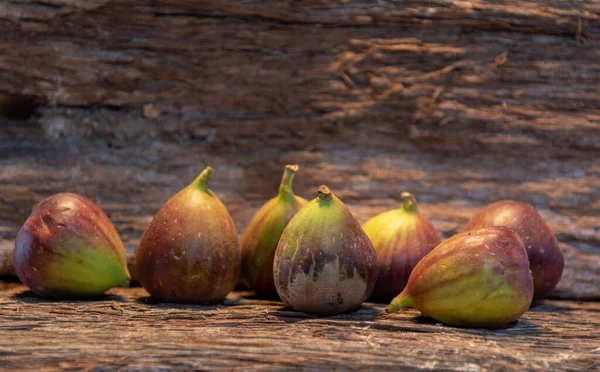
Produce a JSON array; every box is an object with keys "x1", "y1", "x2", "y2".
[{"x1": 0, "y1": 284, "x2": 598, "y2": 370}]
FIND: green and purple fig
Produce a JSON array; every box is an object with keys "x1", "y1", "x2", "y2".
[
  {"x1": 386, "y1": 227, "x2": 533, "y2": 327},
  {"x1": 363, "y1": 192, "x2": 441, "y2": 302},
  {"x1": 136, "y1": 166, "x2": 240, "y2": 304},
  {"x1": 465, "y1": 200, "x2": 564, "y2": 299},
  {"x1": 13, "y1": 193, "x2": 130, "y2": 299},
  {"x1": 240, "y1": 165, "x2": 308, "y2": 298},
  {"x1": 273, "y1": 185, "x2": 379, "y2": 315}
]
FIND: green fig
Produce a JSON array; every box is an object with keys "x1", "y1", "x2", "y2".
[
  {"x1": 386, "y1": 227, "x2": 534, "y2": 327},
  {"x1": 240, "y1": 165, "x2": 308, "y2": 298},
  {"x1": 465, "y1": 200, "x2": 564, "y2": 299},
  {"x1": 13, "y1": 193, "x2": 130, "y2": 299},
  {"x1": 273, "y1": 185, "x2": 379, "y2": 315},
  {"x1": 136, "y1": 167, "x2": 240, "y2": 304},
  {"x1": 363, "y1": 192, "x2": 441, "y2": 302}
]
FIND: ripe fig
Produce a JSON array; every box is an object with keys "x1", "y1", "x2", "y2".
[
  {"x1": 136, "y1": 166, "x2": 240, "y2": 304},
  {"x1": 363, "y1": 192, "x2": 441, "y2": 302},
  {"x1": 386, "y1": 227, "x2": 534, "y2": 327},
  {"x1": 273, "y1": 185, "x2": 379, "y2": 315},
  {"x1": 240, "y1": 165, "x2": 308, "y2": 298},
  {"x1": 13, "y1": 193, "x2": 130, "y2": 299},
  {"x1": 465, "y1": 200, "x2": 564, "y2": 299}
]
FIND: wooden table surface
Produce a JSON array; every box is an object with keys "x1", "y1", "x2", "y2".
[
  {"x1": 1, "y1": 0, "x2": 599, "y2": 370},
  {"x1": 0, "y1": 282, "x2": 598, "y2": 371}
]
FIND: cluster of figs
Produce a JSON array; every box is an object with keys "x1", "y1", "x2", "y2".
[{"x1": 13, "y1": 165, "x2": 564, "y2": 327}]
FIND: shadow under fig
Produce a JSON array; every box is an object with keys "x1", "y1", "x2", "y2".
[
  {"x1": 135, "y1": 296, "x2": 221, "y2": 311},
  {"x1": 0, "y1": 276, "x2": 21, "y2": 283},
  {"x1": 133, "y1": 294, "x2": 247, "y2": 311},
  {"x1": 240, "y1": 291, "x2": 281, "y2": 302},
  {"x1": 407, "y1": 315, "x2": 542, "y2": 335},
  {"x1": 270, "y1": 303, "x2": 382, "y2": 324},
  {"x1": 527, "y1": 299, "x2": 578, "y2": 312},
  {"x1": 12, "y1": 289, "x2": 128, "y2": 303},
  {"x1": 380, "y1": 310, "x2": 543, "y2": 335}
]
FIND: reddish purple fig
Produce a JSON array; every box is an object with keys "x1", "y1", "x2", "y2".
[
  {"x1": 240, "y1": 165, "x2": 308, "y2": 298},
  {"x1": 136, "y1": 167, "x2": 240, "y2": 304},
  {"x1": 362, "y1": 192, "x2": 441, "y2": 302},
  {"x1": 466, "y1": 200, "x2": 564, "y2": 299},
  {"x1": 273, "y1": 185, "x2": 379, "y2": 315},
  {"x1": 13, "y1": 193, "x2": 130, "y2": 299},
  {"x1": 387, "y1": 227, "x2": 534, "y2": 327}
]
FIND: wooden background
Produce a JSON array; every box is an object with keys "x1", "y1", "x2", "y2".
[{"x1": 0, "y1": 0, "x2": 599, "y2": 370}]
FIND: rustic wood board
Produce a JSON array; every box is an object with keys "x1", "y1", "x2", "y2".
[
  {"x1": 0, "y1": 0, "x2": 599, "y2": 299},
  {"x1": 0, "y1": 283, "x2": 598, "y2": 371},
  {"x1": 0, "y1": 1, "x2": 598, "y2": 369}
]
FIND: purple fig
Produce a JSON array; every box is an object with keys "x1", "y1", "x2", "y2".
[
  {"x1": 240, "y1": 165, "x2": 308, "y2": 298},
  {"x1": 273, "y1": 185, "x2": 379, "y2": 315},
  {"x1": 465, "y1": 200, "x2": 564, "y2": 299},
  {"x1": 13, "y1": 193, "x2": 130, "y2": 299},
  {"x1": 136, "y1": 167, "x2": 240, "y2": 304},
  {"x1": 363, "y1": 192, "x2": 441, "y2": 302},
  {"x1": 386, "y1": 227, "x2": 534, "y2": 327}
]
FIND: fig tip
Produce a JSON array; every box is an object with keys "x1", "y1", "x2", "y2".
[
  {"x1": 280, "y1": 165, "x2": 299, "y2": 194},
  {"x1": 194, "y1": 166, "x2": 215, "y2": 188},
  {"x1": 317, "y1": 185, "x2": 332, "y2": 200},
  {"x1": 285, "y1": 164, "x2": 299, "y2": 173},
  {"x1": 386, "y1": 293, "x2": 413, "y2": 313},
  {"x1": 400, "y1": 191, "x2": 418, "y2": 212}
]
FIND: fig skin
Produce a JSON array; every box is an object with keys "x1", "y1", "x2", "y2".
[
  {"x1": 465, "y1": 200, "x2": 564, "y2": 299},
  {"x1": 13, "y1": 193, "x2": 130, "y2": 299},
  {"x1": 240, "y1": 165, "x2": 308, "y2": 298},
  {"x1": 363, "y1": 192, "x2": 441, "y2": 302},
  {"x1": 136, "y1": 167, "x2": 240, "y2": 304},
  {"x1": 386, "y1": 227, "x2": 534, "y2": 327},
  {"x1": 273, "y1": 185, "x2": 379, "y2": 315}
]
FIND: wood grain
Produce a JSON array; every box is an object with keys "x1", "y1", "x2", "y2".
[
  {"x1": 0, "y1": 0, "x2": 599, "y2": 301},
  {"x1": 0, "y1": 284, "x2": 598, "y2": 370},
  {"x1": 0, "y1": 2, "x2": 599, "y2": 368}
]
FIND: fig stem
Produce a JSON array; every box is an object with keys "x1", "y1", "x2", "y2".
[
  {"x1": 193, "y1": 166, "x2": 215, "y2": 189},
  {"x1": 279, "y1": 164, "x2": 299, "y2": 196},
  {"x1": 401, "y1": 192, "x2": 418, "y2": 212},
  {"x1": 385, "y1": 293, "x2": 414, "y2": 313},
  {"x1": 317, "y1": 185, "x2": 332, "y2": 201}
]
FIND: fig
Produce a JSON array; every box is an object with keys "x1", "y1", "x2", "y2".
[
  {"x1": 465, "y1": 200, "x2": 564, "y2": 299},
  {"x1": 386, "y1": 227, "x2": 534, "y2": 327},
  {"x1": 136, "y1": 166, "x2": 240, "y2": 304},
  {"x1": 273, "y1": 185, "x2": 379, "y2": 315},
  {"x1": 240, "y1": 164, "x2": 308, "y2": 298},
  {"x1": 13, "y1": 193, "x2": 130, "y2": 299},
  {"x1": 363, "y1": 192, "x2": 441, "y2": 302}
]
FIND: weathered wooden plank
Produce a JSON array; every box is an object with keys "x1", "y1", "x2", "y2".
[
  {"x1": 0, "y1": 2, "x2": 598, "y2": 368},
  {"x1": 0, "y1": 284, "x2": 598, "y2": 370}
]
